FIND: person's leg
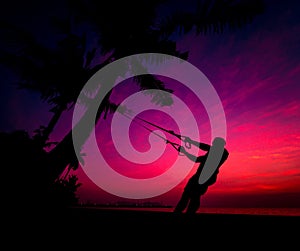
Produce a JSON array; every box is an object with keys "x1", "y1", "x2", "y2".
[
  {"x1": 174, "y1": 177, "x2": 196, "y2": 213},
  {"x1": 186, "y1": 186, "x2": 207, "y2": 214},
  {"x1": 186, "y1": 195, "x2": 200, "y2": 214},
  {"x1": 173, "y1": 189, "x2": 190, "y2": 213}
]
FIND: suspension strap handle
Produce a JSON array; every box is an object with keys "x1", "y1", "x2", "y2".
[
  {"x1": 169, "y1": 132, "x2": 192, "y2": 149},
  {"x1": 166, "y1": 140, "x2": 185, "y2": 156},
  {"x1": 181, "y1": 136, "x2": 192, "y2": 149}
]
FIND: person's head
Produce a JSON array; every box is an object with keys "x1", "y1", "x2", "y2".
[{"x1": 212, "y1": 137, "x2": 226, "y2": 147}]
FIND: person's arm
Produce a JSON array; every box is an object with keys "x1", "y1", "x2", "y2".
[
  {"x1": 179, "y1": 146, "x2": 201, "y2": 162},
  {"x1": 183, "y1": 137, "x2": 211, "y2": 151}
]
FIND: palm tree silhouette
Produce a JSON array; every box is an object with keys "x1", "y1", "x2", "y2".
[
  {"x1": 47, "y1": 0, "x2": 265, "y2": 181},
  {"x1": 0, "y1": 0, "x2": 265, "y2": 207}
]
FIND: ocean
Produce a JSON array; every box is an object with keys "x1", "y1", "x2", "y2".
[
  {"x1": 198, "y1": 207, "x2": 300, "y2": 216},
  {"x1": 88, "y1": 206, "x2": 300, "y2": 216}
]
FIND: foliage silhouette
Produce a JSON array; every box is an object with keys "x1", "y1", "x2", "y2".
[{"x1": 0, "y1": 130, "x2": 81, "y2": 209}]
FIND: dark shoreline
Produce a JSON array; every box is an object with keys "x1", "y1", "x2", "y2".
[
  {"x1": 57, "y1": 207, "x2": 300, "y2": 232},
  {"x1": 9, "y1": 206, "x2": 300, "y2": 248}
]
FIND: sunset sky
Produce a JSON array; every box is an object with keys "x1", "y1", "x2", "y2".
[{"x1": 1, "y1": 0, "x2": 300, "y2": 208}]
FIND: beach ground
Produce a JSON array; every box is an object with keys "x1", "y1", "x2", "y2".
[{"x1": 8, "y1": 206, "x2": 300, "y2": 248}]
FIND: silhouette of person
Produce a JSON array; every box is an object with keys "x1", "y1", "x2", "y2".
[{"x1": 174, "y1": 137, "x2": 229, "y2": 215}]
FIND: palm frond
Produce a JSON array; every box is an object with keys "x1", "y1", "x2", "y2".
[
  {"x1": 158, "y1": 0, "x2": 265, "y2": 37},
  {"x1": 194, "y1": 0, "x2": 265, "y2": 35},
  {"x1": 133, "y1": 74, "x2": 174, "y2": 107},
  {"x1": 0, "y1": 20, "x2": 35, "y2": 51}
]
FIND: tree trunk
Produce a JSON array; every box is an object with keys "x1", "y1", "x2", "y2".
[
  {"x1": 40, "y1": 104, "x2": 67, "y2": 147},
  {"x1": 45, "y1": 85, "x2": 113, "y2": 183}
]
